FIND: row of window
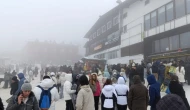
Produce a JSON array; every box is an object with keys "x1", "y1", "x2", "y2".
[
  {"x1": 89, "y1": 16, "x2": 119, "y2": 40},
  {"x1": 145, "y1": 0, "x2": 190, "y2": 31},
  {"x1": 153, "y1": 31, "x2": 190, "y2": 53},
  {"x1": 94, "y1": 50, "x2": 119, "y2": 60}
]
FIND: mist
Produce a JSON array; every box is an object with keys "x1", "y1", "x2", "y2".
[{"x1": 0, "y1": 0, "x2": 117, "y2": 53}]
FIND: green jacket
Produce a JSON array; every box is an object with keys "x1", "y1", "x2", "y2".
[{"x1": 6, "y1": 92, "x2": 39, "y2": 110}]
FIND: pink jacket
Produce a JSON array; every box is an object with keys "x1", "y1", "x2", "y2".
[{"x1": 94, "y1": 81, "x2": 101, "y2": 96}]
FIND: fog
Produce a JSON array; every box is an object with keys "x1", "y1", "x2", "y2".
[{"x1": 0, "y1": 0, "x2": 117, "y2": 52}]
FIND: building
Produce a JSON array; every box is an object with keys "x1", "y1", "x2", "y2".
[{"x1": 84, "y1": 0, "x2": 190, "y2": 64}]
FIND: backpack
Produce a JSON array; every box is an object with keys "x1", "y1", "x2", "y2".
[{"x1": 37, "y1": 85, "x2": 55, "y2": 109}]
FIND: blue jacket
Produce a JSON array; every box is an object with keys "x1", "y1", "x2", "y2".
[
  {"x1": 147, "y1": 75, "x2": 161, "y2": 108},
  {"x1": 15, "y1": 73, "x2": 26, "y2": 95}
]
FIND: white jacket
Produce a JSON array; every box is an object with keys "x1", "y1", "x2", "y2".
[
  {"x1": 60, "y1": 72, "x2": 66, "y2": 86},
  {"x1": 32, "y1": 79, "x2": 59, "y2": 108},
  {"x1": 63, "y1": 74, "x2": 76, "y2": 101},
  {"x1": 115, "y1": 77, "x2": 129, "y2": 105},
  {"x1": 101, "y1": 85, "x2": 117, "y2": 108},
  {"x1": 176, "y1": 66, "x2": 185, "y2": 83}
]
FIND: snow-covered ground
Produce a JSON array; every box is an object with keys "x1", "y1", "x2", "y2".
[{"x1": 0, "y1": 73, "x2": 190, "y2": 110}]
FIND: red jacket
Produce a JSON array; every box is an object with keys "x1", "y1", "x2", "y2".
[{"x1": 94, "y1": 81, "x2": 101, "y2": 96}]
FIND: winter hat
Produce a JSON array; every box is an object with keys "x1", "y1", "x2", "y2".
[
  {"x1": 21, "y1": 81, "x2": 32, "y2": 91},
  {"x1": 156, "y1": 94, "x2": 187, "y2": 110},
  {"x1": 18, "y1": 73, "x2": 24, "y2": 79},
  {"x1": 12, "y1": 76, "x2": 18, "y2": 82}
]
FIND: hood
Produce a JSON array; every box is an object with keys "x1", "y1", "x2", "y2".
[
  {"x1": 133, "y1": 75, "x2": 141, "y2": 84},
  {"x1": 147, "y1": 75, "x2": 157, "y2": 85},
  {"x1": 104, "y1": 85, "x2": 113, "y2": 91},
  {"x1": 117, "y1": 77, "x2": 125, "y2": 84},
  {"x1": 80, "y1": 85, "x2": 91, "y2": 92},
  {"x1": 18, "y1": 73, "x2": 24, "y2": 79},
  {"x1": 65, "y1": 74, "x2": 72, "y2": 82},
  {"x1": 40, "y1": 79, "x2": 54, "y2": 88}
]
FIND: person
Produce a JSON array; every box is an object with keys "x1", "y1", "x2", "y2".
[
  {"x1": 129, "y1": 63, "x2": 139, "y2": 87},
  {"x1": 34, "y1": 67, "x2": 38, "y2": 77},
  {"x1": 158, "y1": 62, "x2": 165, "y2": 85},
  {"x1": 0, "y1": 97, "x2": 4, "y2": 110},
  {"x1": 50, "y1": 72, "x2": 57, "y2": 86},
  {"x1": 28, "y1": 70, "x2": 34, "y2": 82},
  {"x1": 152, "y1": 61, "x2": 160, "y2": 81},
  {"x1": 15, "y1": 73, "x2": 26, "y2": 95},
  {"x1": 12, "y1": 70, "x2": 17, "y2": 76},
  {"x1": 10, "y1": 76, "x2": 19, "y2": 95},
  {"x1": 64, "y1": 74, "x2": 76, "y2": 110},
  {"x1": 60, "y1": 72, "x2": 66, "y2": 99},
  {"x1": 101, "y1": 79, "x2": 117, "y2": 110},
  {"x1": 120, "y1": 68, "x2": 127, "y2": 82},
  {"x1": 147, "y1": 75, "x2": 161, "y2": 110},
  {"x1": 136, "y1": 63, "x2": 145, "y2": 83},
  {"x1": 33, "y1": 77, "x2": 59, "y2": 110},
  {"x1": 185, "y1": 61, "x2": 190, "y2": 85},
  {"x1": 6, "y1": 81, "x2": 39, "y2": 110},
  {"x1": 169, "y1": 75, "x2": 190, "y2": 109},
  {"x1": 76, "y1": 75, "x2": 95, "y2": 110},
  {"x1": 176, "y1": 62, "x2": 185, "y2": 84},
  {"x1": 104, "y1": 65, "x2": 110, "y2": 79},
  {"x1": 111, "y1": 77, "x2": 117, "y2": 87},
  {"x1": 115, "y1": 77, "x2": 129, "y2": 110},
  {"x1": 56, "y1": 73, "x2": 61, "y2": 93},
  {"x1": 3, "y1": 72, "x2": 10, "y2": 89},
  {"x1": 128, "y1": 75, "x2": 149, "y2": 110},
  {"x1": 89, "y1": 73, "x2": 101, "y2": 110},
  {"x1": 156, "y1": 94, "x2": 187, "y2": 110},
  {"x1": 40, "y1": 69, "x2": 44, "y2": 81}
]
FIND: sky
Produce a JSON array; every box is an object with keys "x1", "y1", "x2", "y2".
[{"x1": 0, "y1": 0, "x2": 119, "y2": 52}]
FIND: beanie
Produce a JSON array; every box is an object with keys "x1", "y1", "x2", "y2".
[{"x1": 21, "y1": 81, "x2": 32, "y2": 91}]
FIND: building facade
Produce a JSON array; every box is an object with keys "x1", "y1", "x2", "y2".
[{"x1": 84, "y1": 0, "x2": 190, "y2": 64}]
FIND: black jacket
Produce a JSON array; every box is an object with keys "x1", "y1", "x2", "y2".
[
  {"x1": 0, "y1": 98, "x2": 4, "y2": 110},
  {"x1": 169, "y1": 81, "x2": 190, "y2": 109},
  {"x1": 10, "y1": 81, "x2": 19, "y2": 95}
]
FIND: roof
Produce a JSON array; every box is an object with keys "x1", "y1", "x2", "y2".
[{"x1": 84, "y1": 0, "x2": 140, "y2": 38}]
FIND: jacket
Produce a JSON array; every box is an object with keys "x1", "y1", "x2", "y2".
[
  {"x1": 32, "y1": 79, "x2": 59, "y2": 108},
  {"x1": 103, "y1": 68, "x2": 110, "y2": 79},
  {"x1": 101, "y1": 85, "x2": 117, "y2": 109},
  {"x1": 128, "y1": 76, "x2": 149, "y2": 110},
  {"x1": 10, "y1": 81, "x2": 19, "y2": 95},
  {"x1": 0, "y1": 98, "x2": 4, "y2": 110},
  {"x1": 51, "y1": 76, "x2": 57, "y2": 85},
  {"x1": 60, "y1": 72, "x2": 66, "y2": 86},
  {"x1": 93, "y1": 81, "x2": 101, "y2": 96},
  {"x1": 63, "y1": 74, "x2": 76, "y2": 101},
  {"x1": 147, "y1": 75, "x2": 161, "y2": 109},
  {"x1": 6, "y1": 92, "x2": 39, "y2": 110},
  {"x1": 115, "y1": 77, "x2": 129, "y2": 105},
  {"x1": 158, "y1": 64, "x2": 165, "y2": 77},
  {"x1": 76, "y1": 85, "x2": 95, "y2": 110},
  {"x1": 16, "y1": 73, "x2": 26, "y2": 95},
  {"x1": 152, "y1": 61, "x2": 160, "y2": 73},
  {"x1": 176, "y1": 66, "x2": 185, "y2": 83},
  {"x1": 169, "y1": 81, "x2": 190, "y2": 109}
]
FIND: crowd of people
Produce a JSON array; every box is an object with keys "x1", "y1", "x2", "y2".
[{"x1": 0, "y1": 60, "x2": 189, "y2": 110}]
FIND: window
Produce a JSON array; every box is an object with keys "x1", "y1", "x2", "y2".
[
  {"x1": 158, "y1": 6, "x2": 166, "y2": 25},
  {"x1": 97, "y1": 28, "x2": 101, "y2": 36},
  {"x1": 169, "y1": 35, "x2": 179, "y2": 50},
  {"x1": 155, "y1": 40, "x2": 160, "y2": 53},
  {"x1": 145, "y1": 14, "x2": 150, "y2": 30},
  {"x1": 113, "y1": 16, "x2": 119, "y2": 25},
  {"x1": 123, "y1": 12, "x2": 127, "y2": 19},
  {"x1": 175, "y1": 0, "x2": 185, "y2": 18},
  {"x1": 102, "y1": 25, "x2": 106, "y2": 33},
  {"x1": 166, "y1": 2, "x2": 174, "y2": 22},
  {"x1": 186, "y1": 0, "x2": 190, "y2": 14},
  {"x1": 107, "y1": 21, "x2": 112, "y2": 30},
  {"x1": 180, "y1": 32, "x2": 190, "y2": 48},
  {"x1": 151, "y1": 11, "x2": 157, "y2": 28},
  {"x1": 123, "y1": 25, "x2": 127, "y2": 33},
  {"x1": 160, "y1": 38, "x2": 169, "y2": 52},
  {"x1": 93, "y1": 32, "x2": 96, "y2": 39}
]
